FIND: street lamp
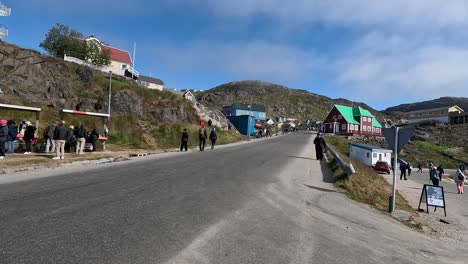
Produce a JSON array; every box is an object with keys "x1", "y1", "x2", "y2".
[
  {"x1": 248, "y1": 104, "x2": 252, "y2": 140},
  {"x1": 108, "y1": 71, "x2": 112, "y2": 115}
]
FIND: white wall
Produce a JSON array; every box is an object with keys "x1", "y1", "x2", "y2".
[
  {"x1": 371, "y1": 152, "x2": 392, "y2": 165},
  {"x1": 349, "y1": 146, "x2": 373, "y2": 166}
]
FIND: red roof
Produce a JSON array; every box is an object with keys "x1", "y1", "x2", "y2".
[{"x1": 102, "y1": 45, "x2": 132, "y2": 65}]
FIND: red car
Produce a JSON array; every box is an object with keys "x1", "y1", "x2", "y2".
[{"x1": 374, "y1": 161, "x2": 391, "y2": 174}]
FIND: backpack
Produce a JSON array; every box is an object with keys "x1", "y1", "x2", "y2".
[
  {"x1": 430, "y1": 170, "x2": 439, "y2": 181},
  {"x1": 458, "y1": 172, "x2": 465, "y2": 181}
]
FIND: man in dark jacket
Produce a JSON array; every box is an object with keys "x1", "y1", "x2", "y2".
[
  {"x1": 209, "y1": 128, "x2": 217, "y2": 150},
  {"x1": 90, "y1": 127, "x2": 100, "y2": 152},
  {"x1": 6, "y1": 120, "x2": 18, "y2": 154},
  {"x1": 43, "y1": 123, "x2": 56, "y2": 153},
  {"x1": 94, "y1": 100, "x2": 103, "y2": 113},
  {"x1": 437, "y1": 165, "x2": 445, "y2": 180},
  {"x1": 313, "y1": 133, "x2": 327, "y2": 160},
  {"x1": 400, "y1": 163, "x2": 407, "y2": 180},
  {"x1": 53, "y1": 120, "x2": 70, "y2": 160},
  {"x1": 0, "y1": 119, "x2": 8, "y2": 159},
  {"x1": 180, "y1": 128, "x2": 189, "y2": 152}
]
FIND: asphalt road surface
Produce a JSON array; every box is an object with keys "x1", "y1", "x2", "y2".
[{"x1": 0, "y1": 132, "x2": 466, "y2": 264}]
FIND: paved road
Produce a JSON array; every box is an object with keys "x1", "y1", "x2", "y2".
[{"x1": 0, "y1": 132, "x2": 466, "y2": 263}]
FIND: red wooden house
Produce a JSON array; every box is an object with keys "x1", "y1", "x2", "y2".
[{"x1": 323, "y1": 105, "x2": 383, "y2": 136}]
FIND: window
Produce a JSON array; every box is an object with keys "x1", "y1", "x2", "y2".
[
  {"x1": 368, "y1": 126, "x2": 372, "y2": 132},
  {"x1": 350, "y1": 124, "x2": 354, "y2": 130},
  {"x1": 366, "y1": 153, "x2": 370, "y2": 158},
  {"x1": 338, "y1": 115, "x2": 342, "y2": 120},
  {"x1": 373, "y1": 153, "x2": 377, "y2": 158},
  {"x1": 332, "y1": 115, "x2": 337, "y2": 119},
  {"x1": 121, "y1": 64, "x2": 127, "y2": 70},
  {"x1": 363, "y1": 117, "x2": 367, "y2": 122},
  {"x1": 341, "y1": 124, "x2": 347, "y2": 130}
]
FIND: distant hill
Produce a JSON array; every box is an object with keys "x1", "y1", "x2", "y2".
[
  {"x1": 385, "y1": 97, "x2": 468, "y2": 113},
  {"x1": 195, "y1": 80, "x2": 389, "y2": 122}
]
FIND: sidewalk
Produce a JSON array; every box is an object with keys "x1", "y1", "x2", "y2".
[{"x1": 383, "y1": 172, "x2": 468, "y2": 244}]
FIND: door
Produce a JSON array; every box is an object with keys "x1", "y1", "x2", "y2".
[
  {"x1": 379, "y1": 154, "x2": 383, "y2": 161},
  {"x1": 334, "y1": 123, "x2": 339, "y2": 134}
]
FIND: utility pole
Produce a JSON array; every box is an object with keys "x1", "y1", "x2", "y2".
[
  {"x1": 108, "y1": 71, "x2": 112, "y2": 115},
  {"x1": 390, "y1": 127, "x2": 399, "y2": 213}
]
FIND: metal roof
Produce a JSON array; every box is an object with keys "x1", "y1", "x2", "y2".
[
  {"x1": 349, "y1": 143, "x2": 392, "y2": 153},
  {"x1": 231, "y1": 103, "x2": 266, "y2": 112},
  {"x1": 138, "y1": 75, "x2": 164, "y2": 85}
]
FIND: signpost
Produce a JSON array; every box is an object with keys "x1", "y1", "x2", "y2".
[
  {"x1": 418, "y1": 184, "x2": 447, "y2": 217},
  {"x1": 383, "y1": 127, "x2": 416, "y2": 213}
]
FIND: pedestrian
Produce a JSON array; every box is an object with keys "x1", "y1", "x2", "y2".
[
  {"x1": 228, "y1": 123, "x2": 231, "y2": 130},
  {"x1": 430, "y1": 167, "x2": 440, "y2": 186},
  {"x1": 0, "y1": 119, "x2": 8, "y2": 159},
  {"x1": 90, "y1": 126, "x2": 100, "y2": 152},
  {"x1": 94, "y1": 100, "x2": 103, "y2": 113},
  {"x1": 180, "y1": 128, "x2": 189, "y2": 152},
  {"x1": 437, "y1": 165, "x2": 445, "y2": 181},
  {"x1": 460, "y1": 163, "x2": 466, "y2": 174},
  {"x1": 417, "y1": 164, "x2": 423, "y2": 173},
  {"x1": 455, "y1": 169, "x2": 465, "y2": 194},
  {"x1": 407, "y1": 163, "x2": 412, "y2": 176},
  {"x1": 76, "y1": 124, "x2": 87, "y2": 154},
  {"x1": 23, "y1": 121, "x2": 36, "y2": 154},
  {"x1": 208, "y1": 119, "x2": 212, "y2": 127},
  {"x1": 6, "y1": 120, "x2": 18, "y2": 154},
  {"x1": 209, "y1": 127, "x2": 217, "y2": 150},
  {"x1": 400, "y1": 162, "x2": 408, "y2": 180},
  {"x1": 53, "y1": 120, "x2": 70, "y2": 160},
  {"x1": 43, "y1": 122, "x2": 56, "y2": 153},
  {"x1": 65, "y1": 125, "x2": 76, "y2": 153},
  {"x1": 198, "y1": 125, "x2": 207, "y2": 151},
  {"x1": 313, "y1": 133, "x2": 327, "y2": 161},
  {"x1": 75, "y1": 99, "x2": 83, "y2": 111}
]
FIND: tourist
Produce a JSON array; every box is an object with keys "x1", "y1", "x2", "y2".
[
  {"x1": 198, "y1": 125, "x2": 207, "y2": 151},
  {"x1": 455, "y1": 169, "x2": 465, "y2": 194},
  {"x1": 23, "y1": 121, "x2": 36, "y2": 154},
  {"x1": 180, "y1": 128, "x2": 189, "y2": 152},
  {"x1": 0, "y1": 119, "x2": 8, "y2": 159},
  {"x1": 6, "y1": 120, "x2": 18, "y2": 154},
  {"x1": 53, "y1": 120, "x2": 70, "y2": 160},
  {"x1": 313, "y1": 133, "x2": 327, "y2": 161},
  {"x1": 43, "y1": 122, "x2": 56, "y2": 153},
  {"x1": 209, "y1": 127, "x2": 217, "y2": 150}
]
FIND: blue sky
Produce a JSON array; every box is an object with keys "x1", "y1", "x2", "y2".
[{"x1": 4, "y1": 0, "x2": 468, "y2": 110}]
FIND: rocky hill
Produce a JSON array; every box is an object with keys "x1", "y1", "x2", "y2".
[
  {"x1": 195, "y1": 80, "x2": 389, "y2": 122},
  {"x1": 385, "y1": 97, "x2": 468, "y2": 113},
  {"x1": 0, "y1": 41, "x2": 199, "y2": 148}
]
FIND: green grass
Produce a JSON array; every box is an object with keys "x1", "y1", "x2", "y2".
[
  {"x1": 152, "y1": 124, "x2": 245, "y2": 149},
  {"x1": 325, "y1": 135, "x2": 350, "y2": 155},
  {"x1": 401, "y1": 141, "x2": 465, "y2": 169}
]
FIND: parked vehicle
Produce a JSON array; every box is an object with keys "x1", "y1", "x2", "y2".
[{"x1": 374, "y1": 161, "x2": 391, "y2": 174}]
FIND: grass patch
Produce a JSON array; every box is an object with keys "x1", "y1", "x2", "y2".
[
  {"x1": 325, "y1": 135, "x2": 350, "y2": 155},
  {"x1": 401, "y1": 141, "x2": 463, "y2": 169}
]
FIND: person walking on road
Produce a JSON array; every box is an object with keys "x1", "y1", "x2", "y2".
[
  {"x1": 407, "y1": 163, "x2": 412, "y2": 176},
  {"x1": 23, "y1": 121, "x2": 36, "y2": 154},
  {"x1": 43, "y1": 123, "x2": 56, "y2": 153},
  {"x1": 460, "y1": 163, "x2": 466, "y2": 174},
  {"x1": 417, "y1": 164, "x2": 423, "y2": 173},
  {"x1": 198, "y1": 125, "x2": 207, "y2": 151},
  {"x1": 400, "y1": 163, "x2": 408, "y2": 180},
  {"x1": 53, "y1": 120, "x2": 70, "y2": 160},
  {"x1": 437, "y1": 165, "x2": 445, "y2": 180},
  {"x1": 455, "y1": 169, "x2": 465, "y2": 194},
  {"x1": 430, "y1": 167, "x2": 440, "y2": 186},
  {"x1": 180, "y1": 128, "x2": 189, "y2": 152},
  {"x1": 209, "y1": 127, "x2": 217, "y2": 150},
  {"x1": 76, "y1": 124, "x2": 87, "y2": 154},
  {"x1": 313, "y1": 133, "x2": 327, "y2": 161},
  {"x1": 6, "y1": 120, "x2": 18, "y2": 154},
  {"x1": 0, "y1": 119, "x2": 8, "y2": 159}
]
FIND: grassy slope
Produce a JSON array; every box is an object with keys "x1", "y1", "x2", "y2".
[{"x1": 325, "y1": 135, "x2": 412, "y2": 212}]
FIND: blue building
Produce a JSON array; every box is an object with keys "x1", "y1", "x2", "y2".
[
  {"x1": 227, "y1": 115, "x2": 255, "y2": 136},
  {"x1": 222, "y1": 103, "x2": 267, "y2": 121}
]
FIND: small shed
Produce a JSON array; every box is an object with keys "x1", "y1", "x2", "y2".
[{"x1": 349, "y1": 143, "x2": 392, "y2": 166}]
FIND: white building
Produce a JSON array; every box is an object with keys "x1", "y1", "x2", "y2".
[
  {"x1": 406, "y1": 105, "x2": 464, "y2": 124},
  {"x1": 349, "y1": 143, "x2": 392, "y2": 166}
]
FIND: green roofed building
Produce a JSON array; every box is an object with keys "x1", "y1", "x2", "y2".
[{"x1": 323, "y1": 105, "x2": 383, "y2": 136}]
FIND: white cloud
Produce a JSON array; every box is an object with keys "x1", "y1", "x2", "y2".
[
  {"x1": 154, "y1": 40, "x2": 324, "y2": 82},
  {"x1": 182, "y1": 0, "x2": 468, "y2": 30}
]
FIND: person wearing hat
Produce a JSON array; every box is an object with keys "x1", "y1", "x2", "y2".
[
  {"x1": 23, "y1": 121, "x2": 36, "y2": 154},
  {"x1": 0, "y1": 119, "x2": 8, "y2": 159},
  {"x1": 313, "y1": 132, "x2": 327, "y2": 161}
]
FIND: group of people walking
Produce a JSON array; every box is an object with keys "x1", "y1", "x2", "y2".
[
  {"x1": 180, "y1": 125, "x2": 218, "y2": 152},
  {"x1": 0, "y1": 118, "x2": 102, "y2": 160}
]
